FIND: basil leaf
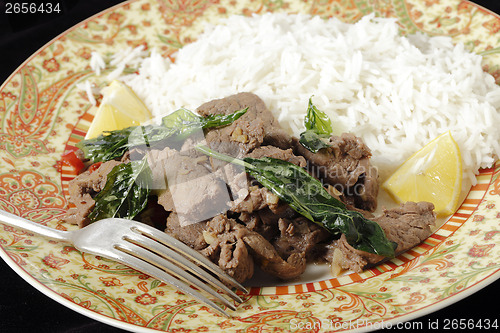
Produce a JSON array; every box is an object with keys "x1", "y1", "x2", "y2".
[
  {"x1": 304, "y1": 97, "x2": 332, "y2": 134},
  {"x1": 160, "y1": 107, "x2": 204, "y2": 141},
  {"x1": 77, "y1": 126, "x2": 137, "y2": 163},
  {"x1": 196, "y1": 145, "x2": 396, "y2": 257},
  {"x1": 299, "y1": 130, "x2": 331, "y2": 153},
  {"x1": 200, "y1": 108, "x2": 249, "y2": 128},
  {"x1": 88, "y1": 158, "x2": 151, "y2": 222},
  {"x1": 77, "y1": 107, "x2": 248, "y2": 162},
  {"x1": 299, "y1": 97, "x2": 334, "y2": 153},
  {"x1": 161, "y1": 107, "x2": 249, "y2": 140}
]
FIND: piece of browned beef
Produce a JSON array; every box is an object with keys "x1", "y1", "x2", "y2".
[
  {"x1": 165, "y1": 211, "x2": 307, "y2": 283},
  {"x1": 197, "y1": 93, "x2": 266, "y2": 160},
  {"x1": 293, "y1": 133, "x2": 378, "y2": 212},
  {"x1": 238, "y1": 211, "x2": 277, "y2": 241},
  {"x1": 205, "y1": 117, "x2": 265, "y2": 159},
  {"x1": 196, "y1": 94, "x2": 268, "y2": 198},
  {"x1": 165, "y1": 213, "x2": 256, "y2": 283},
  {"x1": 273, "y1": 217, "x2": 331, "y2": 261},
  {"x1": 237, "y1": 204, "x2": 297, "y2": 242},
  {"x1": 230, "y1": 184, "x2": 297, "y2": 242},
  {"x1": 332, "y1": 201, "x2": 436, "y2": 272},
  {"x1": 373, "y1": 201, "x2": 436, "y2": 252},
  {"x1": 203, "y1": 214, "x2": 306, "y2": 281},
  {"x1": 230, "y1": 185, "x2": 280, "y2": 214},
  {"x1": 197, "y1": 92, "x2": 293, "y2": 150},
  {"x1": 200, "y1": 215, "x2": 255, "y2": 283},
  {"x1": 242, "y1": 231, "x2": 306, "y2": 280},
  {"x1": 246, "y1": 145, "x2": 306, "y2": 167},
  {"x1": 63, "y1": 160, "x2": 122, "y2": 228},
  {"x1": 148, "y1": 147, "x2": 229, "y2": 226},
  {"x1": 165, "y1": 212, "x2": 209, "y2": 251}
]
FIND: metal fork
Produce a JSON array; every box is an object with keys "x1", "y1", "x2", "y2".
[{"x1": 0, "y1": 210, "x2": 247, "y2": 317}]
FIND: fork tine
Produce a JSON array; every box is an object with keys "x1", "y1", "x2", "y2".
[
  {"x1": 108, "y1": 244, "x2": 233, "y2": 317},
  {"x1": 116, "y1": 240, "x2": 237, "y2": 311},
  {"x1": 132, "y1": 223, "x2": 248, "y2": 293},
  {"x1": 124, "y1": 231, "x2": 244, "y2": 303}
]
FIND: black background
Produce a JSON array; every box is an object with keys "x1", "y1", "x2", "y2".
[{"x1": 0, "y1": 0, "x2": 499, "y2": 332}]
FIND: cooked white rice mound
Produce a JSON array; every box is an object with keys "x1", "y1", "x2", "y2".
[{"x1": 119, "y1": 13, "x2": 500, "y2": 184}]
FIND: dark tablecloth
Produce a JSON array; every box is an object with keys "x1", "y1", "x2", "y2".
[{"x1": 0, "y1": 1, "x2": 499, "y2": 332}]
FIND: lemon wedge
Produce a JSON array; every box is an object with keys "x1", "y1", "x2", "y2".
[
  {"x1": 85, "y1": 80, "x2": 152, "y2": 139},
  {"x1": 382, "y1": 131, "x2": 462, "y2": 217}
]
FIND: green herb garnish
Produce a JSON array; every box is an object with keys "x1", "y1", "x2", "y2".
[
  {"x1": 88, "y1": 158, "x2": 152, "y2": 222},
  {"x1": 77, "y1": 107, "x2": 248, "y2": 162},
  {"x1": 298, "y1": 97, "x2": 333, "y2": 153}
]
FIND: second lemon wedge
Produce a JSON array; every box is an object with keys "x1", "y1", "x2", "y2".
[
  {"x1": 382, "y1": 131, "x2": 462, "y2": 217},
  {"x1": 85, "y1": 80, "x2": 152, "y2": 139}
]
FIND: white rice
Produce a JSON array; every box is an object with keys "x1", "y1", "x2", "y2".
[
  {"x1": 90, "y1": 52, "x2": 106, "y2": 76},
  {"x1": 97, "y1": 13, "x2": 500, "y2": 185}
]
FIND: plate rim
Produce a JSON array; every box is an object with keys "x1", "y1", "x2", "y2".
[{"x1": 1, "y1": 245, "x2": 498, "y2": 332}]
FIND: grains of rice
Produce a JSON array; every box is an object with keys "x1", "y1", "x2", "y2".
[
  {"x1": 90, "y1": 52, "x2": 106, "y2": 76},
  {"x1": 77, "y1": 81, "x2": 97, "y2": 106},
  {"x1": 95, "y1": 13, "x2": 500, "y2": 185}
]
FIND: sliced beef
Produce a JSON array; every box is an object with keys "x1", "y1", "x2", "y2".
[
  {"x1": 237, "y1": 205, "x2": 297, "y2": 242},
  {"x1": 201, "y1": 214, "x2": 255, "y2": 283},
  {"x1": 63, "y1": 160, "x2": 122, "y2": 228},
  {"x1": 197, "y1": 92, "x2": 293, "y2": 150},
  {"x1": 247, "y1": 145, "x2": 306, "y2": 167},
  {"x1": 201, "y1": 114, "x2": 265, "y2": 197},
  {"x1": 242, "y1": 230, "x2": 306, "y2": 280},
  {"x1": 334, "y1": 234, "x2": 384, "y2": 273},
  {"x1": 332, "y1": 201, "x2": 436, "y2": 272},
  {"x1": 293, "y1": 133, "x2": 379, "y2": 212},
  {"x1": 230, "y1": 184, "x2": 298, "y2": 242},
  {"x1": 165, "y1": 212, "x2": 208, "y2": 251},
  {"x1": 148, "y1": 147, "x2": 229, "y2": 226},
  {"x1": 202, "y1": 214, "x2": 306, "y2": 281},
  {"x1": 238, "y1": 211, "x2": 277, "y2": 241},
  {"x1": 230, "y1": 185, "x2": 280, "y2": 213},
  {"x1": 205, "y1": 118, "x2": 265, "y2": 158},
  {"x1": 373, "y1": 201, "x2": 436, "y2": 250},
  {"x1": 273, "y1": 217, "x2": 331, "y2": 261},
  {"x1": 197, "y1": 93, "x2": 267, "y2": 160}
]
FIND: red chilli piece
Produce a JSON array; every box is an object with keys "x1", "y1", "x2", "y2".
[
  {"x1": 88, "y1": 162, "x2": 103, "y2": 174},
  {"x1": 61, "y1": 150, "x2": 85, "y2": 174}
]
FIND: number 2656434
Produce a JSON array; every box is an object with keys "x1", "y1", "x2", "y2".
[{"x1": 5, "y1": 2, "x2": 61, "y2": 14}]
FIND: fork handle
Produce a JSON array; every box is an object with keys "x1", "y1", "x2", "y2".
[{"x1": 0, "y1": 209, "x2": 71, "y2": 243}]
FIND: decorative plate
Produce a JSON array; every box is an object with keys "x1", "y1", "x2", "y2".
[{"x1": 1, "y1": 0, "x2": 499, "y2": 331}]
